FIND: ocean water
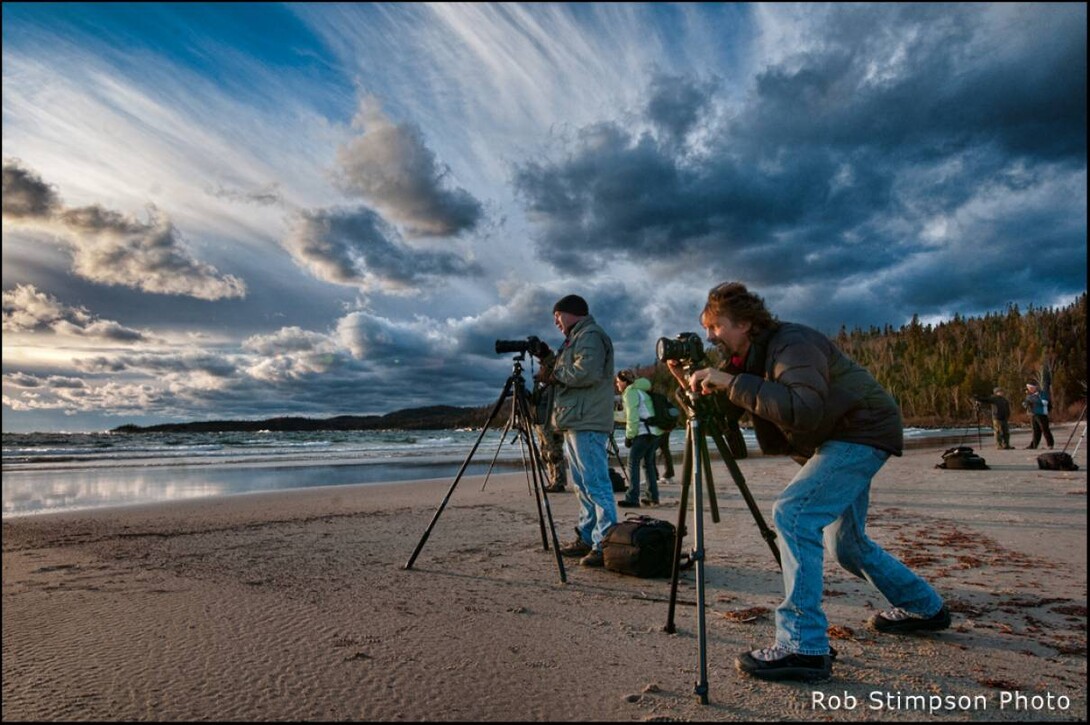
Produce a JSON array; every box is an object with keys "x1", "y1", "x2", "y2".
[{"x1": 2, "y1": 426, "x2": 979, "y2": 518}]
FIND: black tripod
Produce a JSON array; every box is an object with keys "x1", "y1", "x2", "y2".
[
  {"x1": 404, "y1": 353, "x2": 567, "y2": 583},
  {"x1": 663, "y1": 389, "x2": 781, "y2": 705}
]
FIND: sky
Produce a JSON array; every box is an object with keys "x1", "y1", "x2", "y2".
[{"x1": 2, "y1": 2, "x2": 1086, "y2": 433}]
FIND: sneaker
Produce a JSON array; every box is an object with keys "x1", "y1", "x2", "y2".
[
  {"x1": 867, "y1": 605, "x2": 951, "y2": 634},
  {"x1": 735, "y1": 646, "x2": 831, "y2": 682},
  {"x1": 558, "y1": 538, "x2": 592, "y2": 558},
  {"x1": 580, "y1": 549, "x2": 604, "y2": 567},
  {"x1": 617, "y1": 500, "x2": 640, "y2": 508}
]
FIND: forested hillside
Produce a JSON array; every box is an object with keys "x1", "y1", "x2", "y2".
[{"x1": 638, "y1": 294, "x2": 1087, "y2": 427}]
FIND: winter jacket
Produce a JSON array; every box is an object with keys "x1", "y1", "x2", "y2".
[
  {"x1": 974, "y1": 395, "x2": 1011, "y2": 422},
  {"x1": 546, "y1": 315, "x2": 615, "y2": 433},
  {"x1": 623, "y1": 377, "x2": 664, "y2": 439},
  {"x1": 724, "y1": 322, "x2": 903, "y2": 460}
]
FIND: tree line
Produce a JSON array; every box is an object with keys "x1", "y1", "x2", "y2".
[{"x1": 634, "y1": 294, "x2": 1087, "y2": 428}]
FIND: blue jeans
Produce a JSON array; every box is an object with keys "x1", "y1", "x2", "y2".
[
  {"x1": 773, "y1": 440, "x2": 944, "y2": 655},
  {"x1": 563, "y1": 430, "x2": 618, "y2": 551},
  {"x1": 624, "y1": 433, "x2": 660, "y2": 504}
]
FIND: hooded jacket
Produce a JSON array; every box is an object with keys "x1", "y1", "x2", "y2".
[
  {"x1": 724, "y1": 322, "x2": 903, "y2": 460},
  {"x1": 545, "y1": 315, "x2": 615, "y2": 433},
  {"x1": 622, "y1": 377, "x2": 664, "y2": 439}
]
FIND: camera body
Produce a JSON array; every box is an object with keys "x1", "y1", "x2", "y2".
[
  {"x1": 656, "y1": 332, "x2": 706, "y2": 369},
  {"x1": 495, "y1": 335, "x2": 547, "y2": 357}
]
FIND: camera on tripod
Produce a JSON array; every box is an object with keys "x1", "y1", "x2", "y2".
[
  {"x1": 494, "y1": 335, "x2": 548, "y2": 357},
  {"x1": 656, "y1": 332, "x2": 707, "y2": 372}
]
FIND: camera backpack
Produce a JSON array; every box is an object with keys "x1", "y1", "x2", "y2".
[
  {"x1": 1036, "y1": 452, "x2": 1079, "y2": 471},
  {"x1": 935, "y1": 446, "x2": 990, "y2": 470},
  {"x1": 601, "y1": 515, "x2": 688, "y2": 578},
  {"x1": 643, "y1": 391, "x2": 680, "y2": 431}
]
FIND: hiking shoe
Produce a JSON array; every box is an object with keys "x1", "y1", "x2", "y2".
[
  {"x1": 735, "y1": 646, "x2": 831, "y2": 682},
  {"x1": 617, "y1": 500, "x2": 640, "y2": 508},
  {"x1": 580, "y1": 549, "x2": 604, "y2": 567},
  {"x1": 559, "y1": 538, "x2": 592, "y2": 558},
  {"x1": 868, "y1": 605, "x2": 951, "y2": 634}
]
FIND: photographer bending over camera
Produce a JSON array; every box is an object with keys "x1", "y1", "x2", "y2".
[
  {"x1": 668, "y1": 282, "x2": 949, "y2": 683},
  {"x1": 533, "y1": 295, "x2": 618, "y2": 568}
]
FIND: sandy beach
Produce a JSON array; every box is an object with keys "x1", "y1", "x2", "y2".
[{"x1": 3, "y1": 426, "x2": 1086, "y2": 722}]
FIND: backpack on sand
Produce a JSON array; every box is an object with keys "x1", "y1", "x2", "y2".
[
  {"x1": 601, "y1": 515, "x2": 689, "y2": 578},
  {"x1": 643, "y1": 391, "x2": 680, "y2": 431},
  {"x1": 935, "y1": 446, "x2": 990, "y2": 470}
]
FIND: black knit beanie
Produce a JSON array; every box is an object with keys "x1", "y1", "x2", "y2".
[{"x1": 552, "y1": 294, "x2": 589, "y2": 316}]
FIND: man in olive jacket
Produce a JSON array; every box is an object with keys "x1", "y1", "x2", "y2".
[
  {"x1": 535, "y1": 294, "x2": 617, "y2": 568},
  {"x1": 672, "y1": 282, "x2": 948, "y2": 683}
]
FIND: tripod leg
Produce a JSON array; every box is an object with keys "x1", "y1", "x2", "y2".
[
  {"x1": 514, "y1": 388, "x2": 567, "y2": 583},
  {"x1": 705, "y1": 425, "x2": 781, "y2": 569},
  {"x1": 664, "y1": 419, "x2": 695, "y2": 634},
  {"x1": 608, "y1": 435, "x2": 630, "y2": 484},
  {"x1": 481, "y1": 415, "x2": 515, "y2": 492},
  {"x1": 404, "y1": 377, "x2": 512, "y2": 570},
  {"x1": 691, "y1": 420, "x2": 710, "y2": 704},
  {"x1": 696, "y1": 430, "x2": 721, "y2": 523}
]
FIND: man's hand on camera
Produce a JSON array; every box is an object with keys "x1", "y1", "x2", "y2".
[
  {"x1": 689, "y1": 367, "x2": 734, "y2": 395},
  {"x1": 527, "y1": 336, "x2": 552, "y2": 360},
  {"x1": 624, "y1": 437, "x2": 633, "y2": 448}
]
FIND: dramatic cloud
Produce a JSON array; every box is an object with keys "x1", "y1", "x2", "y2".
[
  {"x1": 334, "y1": 97, "x2": 483, "y2": 238},
  {"x1": 2, "y1": 284, "x2": 150, "y2": 342},
  {"x1": 512, "y1": 4, "x2": 1086, "y2": 329},
  {"x1": 1, "y1": 160, "x2": 62, "y2": 219},
  {"x1": 2, "y1": 161, "x2": 247, "y2": 301},
  {"x1": 282, "y1": 206, "x2": 482, "y2": 293}
]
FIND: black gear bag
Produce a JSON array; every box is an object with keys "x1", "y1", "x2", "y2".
[{"x1": 601, "y1": 515, "x2": 689, "y2": 578}]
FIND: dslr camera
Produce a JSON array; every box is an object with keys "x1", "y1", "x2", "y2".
[
  {"x1": 656, "y1": 332, "x2": 707, "y2": 371},
  {"x1": 495, "y1": 335, "x2": 549, "y2": 358}
]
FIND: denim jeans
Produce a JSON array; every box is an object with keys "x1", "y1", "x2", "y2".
[
  {"x1": 624, "y1": 433, "x2": 660, "y2": 504},
  {"x1": 772, "y1": 440, "x2": 944, "y2": 655},
  {"x1": 564, "y1": 430, "x2": 618, "y2": 551}
]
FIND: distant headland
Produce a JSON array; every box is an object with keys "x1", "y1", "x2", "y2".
[{"x1": 110, "y1": 404, "x2": 496, "y2": 434}]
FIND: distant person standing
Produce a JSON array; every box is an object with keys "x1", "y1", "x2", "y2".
[
  {"x1": 533, "y1": 294, "x2": 617, "y2": 568},
  {"x1": 1023, "y1": 380, "x2": 1055, "y2": 449},
  {"x1": 974, "y1": 387, "x2": 1013, "y2": 450},
  {"x1": 531, "y1": 379, "x2": 568, "y2": 493},
  {"x1": 614, "y1": 369, "x2": 662, "y2": 507}
]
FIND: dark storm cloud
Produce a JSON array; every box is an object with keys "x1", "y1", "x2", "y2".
[
  {"x1": 645, "y1": 73, "x2": 718, "y2": 148},
  {"x1": 283, "y1": 206, "x2": 482, "y2": 293},
  {"x1": 335, "y1": 97, "x2": 483, "y2": 238},
  {"x1": 514, "y1": 4, "x2": 1086, "y2": 330},
  {"x1": 2, "y1": 161, "x2": 247, "y2": 301}
]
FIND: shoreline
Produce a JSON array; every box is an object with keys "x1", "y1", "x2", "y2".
[{"x1": 3, "y1": 428, "x2": 1086, "y2": 721}]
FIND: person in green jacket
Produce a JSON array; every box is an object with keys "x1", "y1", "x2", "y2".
[
  {"x1": 533, "y1": 294, "x2": 617, "y2": 568},
  {"x1": 614, "y1": 369, "x2": 662, "y2": 507}
]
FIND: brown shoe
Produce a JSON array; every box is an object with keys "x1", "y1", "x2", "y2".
[{"x1": 559, "y1": 538, "x2": 591, "y2": 558}]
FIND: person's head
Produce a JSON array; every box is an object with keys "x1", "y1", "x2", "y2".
[
  {"x1": 1026, "y1": 381, "x2": 1039, "y2": 392},
  {"x1": 615, "y1": 368, "x2": 635, "y2": 393},
  {"x1": 552, "y1": 294, "x2": 589, "y2": 335},
  {"x1": 994, "y1": 387, "x2": 1004, "y2": 395},
  {"x1": 700, "y1": 282, "x2": 778, "y2": 359}
]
